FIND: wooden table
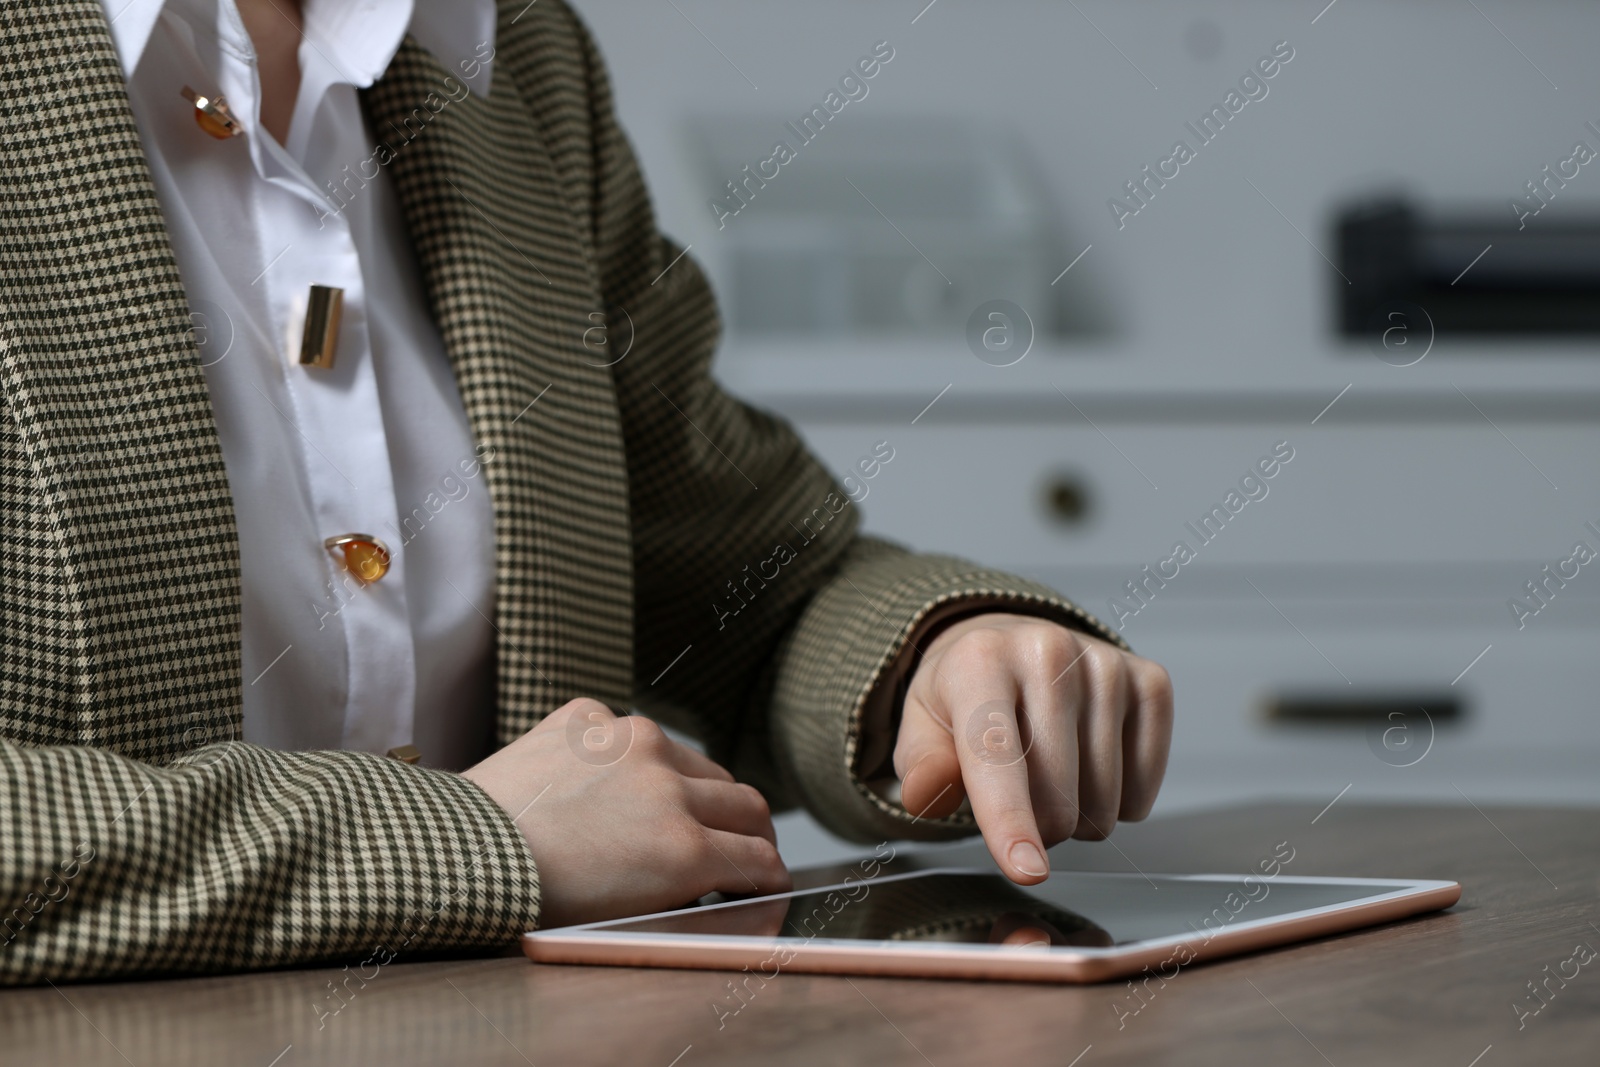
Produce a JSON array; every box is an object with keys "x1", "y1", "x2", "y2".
[{"x1": 4, "y1": 802, "x2": 1596, "y2": 1065}]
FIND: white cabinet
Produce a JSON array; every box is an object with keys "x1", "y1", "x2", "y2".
[{"x1": 785, "y1": 410, "x2": 1600, "y2": 817}]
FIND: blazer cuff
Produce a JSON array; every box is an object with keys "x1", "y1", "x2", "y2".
[
  {"x1": 766, "y1": 536, "x2": 1127, "y2": 844},
  {"x1": 423, "y1": 764, "x2": 545, "y2": 936}
]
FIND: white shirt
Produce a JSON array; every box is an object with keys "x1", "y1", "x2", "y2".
[{"x1": 102, "y1": 0, "x2": 501, "y2": 769}]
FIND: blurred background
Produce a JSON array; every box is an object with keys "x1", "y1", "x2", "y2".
[{"x1": 574, "y1": 0, "x2": 1600, "y2": 865}]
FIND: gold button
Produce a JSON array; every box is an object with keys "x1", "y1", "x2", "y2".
[
  {"x1": 179, "y1": 85, "x2": 242, "y2": 139},
  {"x1": 325, "y1": 534, "x2": 391, "y2": 583},
  {"x1": 298, "y1": 285, "x2": 344, "y2": 369},
  {"x1": 386, "y1": 744, "x2": 422, "y2": 764}
]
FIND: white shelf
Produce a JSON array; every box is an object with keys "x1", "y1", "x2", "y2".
[{"x1": 712, "y1": 337, "x2": 1600, "y2": 409}]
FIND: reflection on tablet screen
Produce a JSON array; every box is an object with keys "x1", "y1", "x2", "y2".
[{"x1": 598, "y1": 871, "x2": 1399, "y2": 948}]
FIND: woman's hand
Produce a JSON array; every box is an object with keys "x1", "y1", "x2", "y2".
[
  {"x1": 463, "y1": 699, "x2": 790, "y2": 928},
  {"x1": 893, "y1": 614, "x2": 1174, "y2": 884}
]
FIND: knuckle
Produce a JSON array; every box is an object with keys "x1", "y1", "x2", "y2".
[
  {"x1": 747, "y1": 838, "x2": 789, "y2": 886},
  {"x1": 1073, "y1": 639, "x2": 1116, "y2": 682},
  {"x1": 628, "y1": 715, "x2": 667, "y2": 750},
  {"x1": 739, "y1": 783, "x2": 771, "y2": 818},
  {"x1": 560, "y1": 698, "x2": 637, "y2": 767},
  {"x1": 1142, "y1": 663, "x2": 1175, "y2": 715},
  {"x1": 746, "y1": 836, "x2": 780, "y2": 867},
  {"x1": 1022, "y1": 623, "x2": 1078, "y2": 668},
  {"x1": 944, "y1": 628, "x2": 1010, "y2": 669}
]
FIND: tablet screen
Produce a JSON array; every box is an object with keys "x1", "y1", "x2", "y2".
[{"x1": 591, "y1": 870, "x2": 1406, "y2": 948}]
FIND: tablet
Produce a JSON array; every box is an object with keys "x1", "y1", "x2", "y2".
[{"x1": 522, "y1": 867, "x2": 1461, "y2": 983}]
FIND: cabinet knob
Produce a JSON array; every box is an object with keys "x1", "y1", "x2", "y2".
[{"x1": 1042, "y1": 473, "x2": 1091, "y2": 526}]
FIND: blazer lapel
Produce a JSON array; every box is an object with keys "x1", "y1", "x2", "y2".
[
  {"x1": 0, "y1": 1, "x2": 243, "y2": 757},
  {"x1": 362, "y1": 39, "x2": 636, "y2": 741},
  {"x1": 0, "y1": 4, "x2": 634, "y2": 756}
]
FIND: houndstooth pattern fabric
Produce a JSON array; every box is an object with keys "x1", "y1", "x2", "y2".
[{"x1": 0, "y1": 0, "x2": 1123, "y2": 984}]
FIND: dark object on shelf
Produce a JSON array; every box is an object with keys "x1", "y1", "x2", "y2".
[{"x1": 1336, "y1": 198, "x2": 1600, "y2": 337}]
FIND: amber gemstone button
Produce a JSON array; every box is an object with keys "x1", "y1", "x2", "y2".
[
  {"x1": 180, "y1": 85, "x2": 243, "y2": 139},
  {"x1": 324, "y1": 534, "x2": 391, "y2": 583}
]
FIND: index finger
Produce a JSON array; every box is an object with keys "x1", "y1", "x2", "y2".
[{"x1": 947, "y1": 675, "x2": 1051, "y2": 885}]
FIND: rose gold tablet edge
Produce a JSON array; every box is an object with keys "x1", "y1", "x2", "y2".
[{"x1": 521, "y1": 879, "x2": 1462, "y2": 984}]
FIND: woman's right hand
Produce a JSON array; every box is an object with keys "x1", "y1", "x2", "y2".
[{"x1": 462, "y1": 699, "x2": 790, "y2": 929}]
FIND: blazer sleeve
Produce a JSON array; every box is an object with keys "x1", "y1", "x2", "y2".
[
  {"x1": 561, "y1": 5, "x2": 1127, "y2": 844},
  {"x1": 0, "y1": 737, "x2": 539, "y2": 985}
]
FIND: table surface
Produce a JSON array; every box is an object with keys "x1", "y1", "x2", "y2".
[{"x1": 4, "y1": 801, "x2": 1596, "y2": 1066}]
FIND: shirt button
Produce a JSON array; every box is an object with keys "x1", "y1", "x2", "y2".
[
  {"x1": 325, "y1": 534, "x2": 391, "y2": 583},
  {"x1": 179, "y1": 85, "x2": 243, "y2": 139}
]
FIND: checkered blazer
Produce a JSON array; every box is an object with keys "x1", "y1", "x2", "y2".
[{"x1": 0, "y1": 0, "x2": 1122, "y2": 983}]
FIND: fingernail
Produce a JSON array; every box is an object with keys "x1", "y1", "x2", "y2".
[{"x1": 1008, "y1": 841, "x2": 1048, "y2": 878}]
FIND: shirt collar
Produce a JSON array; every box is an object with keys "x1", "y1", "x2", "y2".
[{"x1": 99, "y1": 0, "x2": 497, "y2": 98}]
